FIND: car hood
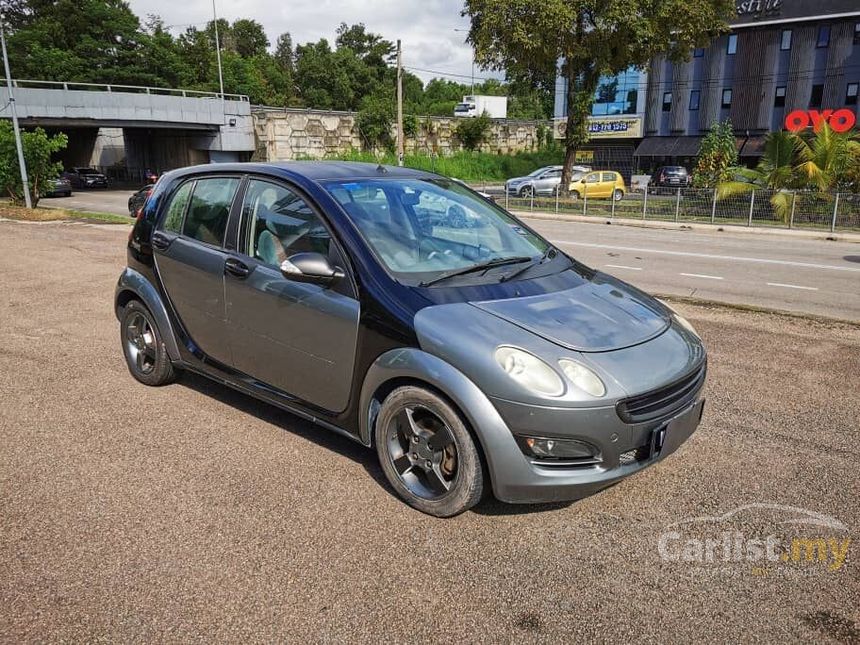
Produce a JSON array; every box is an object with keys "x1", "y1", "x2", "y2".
[
  {"x1": 470, "y1": 274, "x2": 670, "y2": 352},
  {"x1": 506, "y1": 177, "x2": 528, "y2": 184}
]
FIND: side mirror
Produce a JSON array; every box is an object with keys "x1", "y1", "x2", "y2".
[{"x1": 280, "y1": 252, "x2": 345, "y2": 286}]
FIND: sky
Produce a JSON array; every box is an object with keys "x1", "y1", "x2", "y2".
[{"x1": 126, "y1": 0, "x2": 499, "y2": 85}]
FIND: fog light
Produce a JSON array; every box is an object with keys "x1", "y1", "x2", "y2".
[{"x1": 517, "y1": 435, "x2": 597, "y2": 460}]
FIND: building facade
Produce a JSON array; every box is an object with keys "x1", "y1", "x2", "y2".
[{"x1": 554, "y1": 0, "x2": 860, "y2": 178}]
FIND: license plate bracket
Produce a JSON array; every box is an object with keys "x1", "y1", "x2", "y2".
[{"x1": 651, "y1": 399, "x2": 705, "y2": 458}]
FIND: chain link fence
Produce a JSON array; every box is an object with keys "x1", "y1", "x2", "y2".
[{"x1": 502, "y1": 186, "x2": 860, "y2": 232}]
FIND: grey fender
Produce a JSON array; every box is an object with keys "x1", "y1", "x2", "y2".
[
  {"x1": 114, "y1": 267, "x2": 181, "y2": 360},
  {"x1": 358, "y1": 347, "x2": 519, "y2": 498}
]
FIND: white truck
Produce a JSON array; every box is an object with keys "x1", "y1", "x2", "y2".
[{"x1": 453, "y1": 95, "x2": 508, "y2": 119}]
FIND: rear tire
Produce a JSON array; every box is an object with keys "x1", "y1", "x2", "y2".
[
  {"x1": 375, "y1": 386, "x2": 485, "y2": 517},
  {"x1": 120, "y1": 300, "x2": 176, "y2": 386},
  {"x1": 613, "y1": 189, "x2": 624, "y2": 201}
]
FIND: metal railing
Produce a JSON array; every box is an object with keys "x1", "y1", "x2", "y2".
[
  {"x1": 502, "y1": 186, "x2": 860, "y2": 232},
  {"x1": 0, "y1": 78, "x2": 249, "y2": 102}
]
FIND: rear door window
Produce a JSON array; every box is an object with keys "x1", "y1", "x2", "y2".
[
  {"x1": 182, "y1": 177, "x2": 240, "y2": 247},
  {"x1": 161, "y1": 182, "x2": 193, "y2": 234},
  {"x1": 602, "y1": 172, "x2": 617, "y2": 182}
]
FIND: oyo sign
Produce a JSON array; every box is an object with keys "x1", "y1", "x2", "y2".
[{"x1": 784, "y1": 109, "x2": 856, "y2": 133}]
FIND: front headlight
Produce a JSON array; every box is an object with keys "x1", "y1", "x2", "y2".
[
  {"x1": 494, "y1": 347, "x2": 564, "y2": 397},
  {"x1": 558, "y1": 359, "x2": 606, "y2": 397}
]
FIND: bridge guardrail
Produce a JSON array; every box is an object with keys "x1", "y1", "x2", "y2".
[{"x1": 1, "y1": 78, "x2": 249, "y2": 102}]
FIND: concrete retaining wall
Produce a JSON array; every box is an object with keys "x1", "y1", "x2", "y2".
[{"x1": 252, "y1": 109, "x2": 550, "y2": 161}]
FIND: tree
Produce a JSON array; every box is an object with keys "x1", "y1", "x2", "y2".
[
  {"x1": 7, "y1": 0, "x2": 149, "y2": 85},
  {"x1": 794, "y1": 125, "x2": 860, "y2": 192},
  {"x1": 230, "y1": 19, "x2": 269, "y2": 58},
  {"x1": 692, "y1": 120, "x2": 738, "y2": 188},
  {"x1": 464, "y1": 0, "x2": 733, "y2": 193},
  {"x1": 356, "y1": 89, "x2": 395, "y2": 151},
  {"x1": 295, "y1": 39, "x2": 354, "y2": 109},
  {"x1": 0, "y1": 123, "x2": 67, "y2": 207},
  {"x1": 717, "y1": 126, "x2": 860, "y2": 222},
  {"x1": 717, "y1": 130, "x2": 799, "y2": 221}
]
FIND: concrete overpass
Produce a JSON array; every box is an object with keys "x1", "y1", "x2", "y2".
[{"x1": 0, "y1": 79, "x2": 256, "y2": 177}]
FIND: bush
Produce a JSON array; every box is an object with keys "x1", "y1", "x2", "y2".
[
  {"x1": 0, "y1": 122, "x2": 67, "y2": 207},
  {"x1": 355, "y1": 92, "x2": 394, "y2": 151},
  {"x1": 693, "y1": 120, "x2": 738, "y2": 188},
  {"x1": 453, "y1": 113, "x2": 491, "y2": 151},
  {"x1": 320, "y1": 148, "x2": 564, "y2": 182}
]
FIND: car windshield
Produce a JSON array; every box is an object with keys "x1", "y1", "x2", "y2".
[
  {"x1": 76, "y1": 168, "x2": 98, "y2": 174},
  {"x1": 326, "y1": 178, "x2": 552, "y2": 285}
]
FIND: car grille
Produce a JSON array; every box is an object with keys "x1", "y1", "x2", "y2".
[{"x1": 616, "y1": 362, "x2": 706, "y2": 424}]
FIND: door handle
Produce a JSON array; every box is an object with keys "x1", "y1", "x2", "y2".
[
  {"x1": 151, "y1": 231, "x2": 172, "y2": 251},
  {"x1": 224, "y1": 257, "x2": 251, "y2": 278}
]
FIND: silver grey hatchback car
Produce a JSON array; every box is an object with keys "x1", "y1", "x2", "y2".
[{"x1": 117, "y1": 162, "x2": 706, "y2": 517}]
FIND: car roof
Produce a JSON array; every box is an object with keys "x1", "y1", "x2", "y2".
[{"x1": 164, "y1": 161, "x2": 439, "y2": 183}]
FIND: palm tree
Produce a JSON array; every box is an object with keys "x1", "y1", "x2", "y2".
[
  {"x1": 718, "y1": 130, "x2": 800, "y2": 222},
  {"x1": 794, "y1": 124, "x2": 860, "y2": 191}
]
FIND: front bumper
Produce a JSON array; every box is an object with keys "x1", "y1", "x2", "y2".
[{"x1": 484, "y1": 395, "x2": 705, "y2": 504}]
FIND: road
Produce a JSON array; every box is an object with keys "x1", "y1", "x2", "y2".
[
  {"x1": 0, "y1": 220, "x2": 858, "y2": 642},
  {"x1": 43, "y1": 189, "x2": 860, "y2": 320},
  {"x1": 42, "y1": 188, "x2": 136, "y2": 217},
  {"x1": 523, "y1": 217, "x2": 860, "y2": 320}
]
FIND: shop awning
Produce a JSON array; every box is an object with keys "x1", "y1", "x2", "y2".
[
  {"x1": 634, "y1": 136, "x2": 704, "y2": 157},
  {"x1": 739, "y1": 136, "x2": 768, "y2": 157}
]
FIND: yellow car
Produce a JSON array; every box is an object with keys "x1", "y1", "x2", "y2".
[{"x1": 569, "y1": 170, "x2": 626, "y2": 201}]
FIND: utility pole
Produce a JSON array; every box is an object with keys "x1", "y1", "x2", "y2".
[
  {"x1": 212, "y1": 0, "x2": 225, "y2": 99},
  {"x1": 396, "y1": 39, "x2": 404, "y2": 166},
  {"x1": 0, "y1": 11, "x2": 32, "y2": 208}
]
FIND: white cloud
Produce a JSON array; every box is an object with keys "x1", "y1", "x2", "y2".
[{"x1": 128, "y1": 0, "x2": 502, "y2": 85}]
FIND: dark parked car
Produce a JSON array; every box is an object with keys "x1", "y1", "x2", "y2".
[
  {"x1": 116, "y1": 162, "x2": 707, "y2": 517},
  {"x1": 128, "y1": 184, "x2": 154, "y2": 216},
  {"x1": 63, "y1": 167, "x2": 109, "y2": 189},
  {"x1": 649, "y1": 166, "x2": 691, "y2": 193},
  {"x1": 41, "y1": 177, "x2": 72, "y2": 198}
]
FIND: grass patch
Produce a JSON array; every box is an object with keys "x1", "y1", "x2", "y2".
[
  {"x1": 0, "y1": 203, "x2": 131, "y2": 225},
  {"x1": 307, "y1": 148, "x2": 564, "y2": 182}
]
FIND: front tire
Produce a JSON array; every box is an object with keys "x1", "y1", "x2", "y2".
[
  {"x1": 120, "y1": 300, "x2": 176, "y2": 386},
  {"x1": 375, "y1": 386, "x2": 485, "y2": 517},
  {"x1": 519, "y1": 185, "x2": 534, "y2": 198}
]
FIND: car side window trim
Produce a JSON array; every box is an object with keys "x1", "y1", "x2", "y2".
[{"x1": 237, "y1": 175, "x2": 358, "y2": 297}]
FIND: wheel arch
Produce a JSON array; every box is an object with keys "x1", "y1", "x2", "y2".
[
  {"x1": 115, "y1": 267, "x2": 181, "y2": 360},
  {"x1": 359, "y1": 348, "x2": 515, "y2": 496}
]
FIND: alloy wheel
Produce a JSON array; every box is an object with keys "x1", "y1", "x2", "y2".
[
  {"x1": 385, "y1": 405, "x2": 458, "y2": 500},
  {"x1": 125, "y1": 311, "x2": 157, "y2": 375}
]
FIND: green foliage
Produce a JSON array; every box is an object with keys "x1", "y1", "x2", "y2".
[
  {"x1": 692, "y1": 120, "x2": 738, "y2": 188},
  {"x1": 454, "y1": 113, "x2": 492, "y2": 151},
  {"x1": 717, "y1": 126, "x2": 860, "y2": 222},
  {"x1": 464, "y1": 0, "x2": 734, "y2": 189},
  {"x1": 403, "y1": 114, "x2": 419, "y2": 139},
  {"x1": 0, "y1": 123, "x2": 67, "y2": 206},
  {"x1": 5, "y1": 3, "x2": 554, "y2": 116},
  {"x1": 356, "y1": 90, "x2": 395, "y2": 150},
  {"x1": 320, "y1": 149, "x2": 565, "y2": 182}
]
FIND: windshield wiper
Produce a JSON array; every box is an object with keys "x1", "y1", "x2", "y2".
[
  {"x1": 499, "y1": 246, "x2": 557, "y2": 283},
  {"x1": 419, "y1": 256, "x2": 532, "y2": 287}
]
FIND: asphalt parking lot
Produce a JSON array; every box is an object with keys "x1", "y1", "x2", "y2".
[{"x1": 1, "y1": 220, "x2": 858, "y2": 642}]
